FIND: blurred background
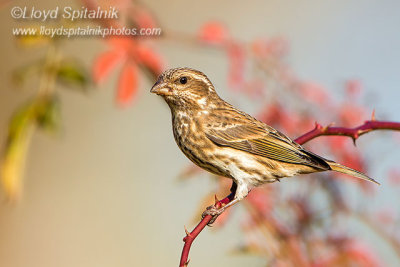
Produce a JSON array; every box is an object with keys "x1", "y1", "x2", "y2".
[{"x1": 1, "y1": 0, "x2": 400, "y2": 266}]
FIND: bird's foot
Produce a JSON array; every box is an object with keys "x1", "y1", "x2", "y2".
[{"x1": 201, "y1": 204, "x2": 225, "y2": 226}]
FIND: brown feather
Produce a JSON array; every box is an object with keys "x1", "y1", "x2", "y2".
[{"x1": 150, "y1": 67, "x2": 379, "y2": 205}]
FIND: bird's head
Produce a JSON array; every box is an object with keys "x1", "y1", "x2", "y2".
[{"x1": 150, "y1": 67, "x2": 219, "y2": 110}]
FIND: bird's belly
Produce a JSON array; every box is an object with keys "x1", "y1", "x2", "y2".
[
  {"x1": 209, "y1": 148, "x2": 301, "y2": 186},
  {"x1": 172, "y1": 123, "x2": 299, "y2": 185},
  {"x1": 173, "y1": 129, "x2": 228, "y2": 177},
  {"x1": 180, "y1": 145, "x2": 228, "y2": 177}
]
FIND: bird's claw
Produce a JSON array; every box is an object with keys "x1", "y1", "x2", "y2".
[{"x1": 201, "y1": 204, "x2": 224, "y2": 226}]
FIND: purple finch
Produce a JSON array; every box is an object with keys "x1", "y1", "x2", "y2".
[{"x1": 151, "y1": 67, "x2": 378, "y2": 220}]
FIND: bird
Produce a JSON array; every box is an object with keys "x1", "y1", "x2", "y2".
[{"x1": 150, "y1": 67, "x2": 379, "y2": 222}]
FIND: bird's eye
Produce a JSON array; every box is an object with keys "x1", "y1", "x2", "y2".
[{"x1": 179, "y1": 77, "x2": 187, "y2": 84}]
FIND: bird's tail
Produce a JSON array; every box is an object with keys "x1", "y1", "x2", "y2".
[{"x1": 327, "y1": 161, "x2": 380, "y2": 185}]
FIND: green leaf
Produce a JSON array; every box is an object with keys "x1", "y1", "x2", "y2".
[
  {"x1": 35, "y1": 96, "x2": 61, "y2": 132},
  {"x1": 2, "y1": 100, "x2": 37, "y2": 199},
  {"x1": 56, "y1": 60, "x2": 90, "y2": 90},
  {"x1": 12, "y1": 60, "x2": 43, "y2": 88},
  {"x1": 1, "y1": 96, "x2": 61, "y2": 199}
]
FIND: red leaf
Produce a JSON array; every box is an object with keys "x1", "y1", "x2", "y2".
[
  {"x1": 343, "y1": 241, "x2": 381, "y2": 267},
  {"x1": 388, "y1": 169, "x2": 400, "y2": 185},
  {"x1": 376, "y1": 208, "x2": 395, "y2": 224},
  {"x1": 257, "y1": 103, "x2": 297, "y2": 135},
  {"x1": 227, "y1": 42, "x2": 245, "y2": 88},
  {"x1": 117, "y1": 62, "x2": 138, "y2": 106},
  {"x1": 212, "y1": 208, "x2": 232, "y2": 227},
  {"x1": 198, "y1": 21, "x2": 229, "y2": 45},
  {"x1": 340, "y1": 150, "x2": 364, "y2": 174},
  {"x1": 328, "y1": 136, "x2": 347, "y2": 152},
  {"x1": 345, "y1": 80, "x2": 363, "y2": 97},
  {"x1": 246, "y1": 188, "x2": 274, "y2": 216},
  {"x1": 314, "y1": 240, "x2": 381, "y2": 267},
  {"x1": 338, "y1": 103, "x2": 366, "y2": 127},
  {"x1": 136, "y1": 44, "x2": 164, "y2": 76},
  {"x1": 108, "y1": 36, "x2": 136, "y2": 52},
  {"x1": 93, "y1": 50, "x2": 125, "y2": 84},
  {"x1": 299, "y1": 82, "x2": 330, "y2": 106},
  {"x1": 235, "y1": 79, "x2": 264, "y2": 99},
  {"x1": 251, "y1": 37, "x2": 288, "y2": 59}
]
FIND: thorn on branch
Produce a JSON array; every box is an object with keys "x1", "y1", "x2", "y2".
[
  {"x1": 185, "y1": 226, "x2": 190, "y2": 237},
  {"x1": 183, "y1": 226, "x2": 192, "y2": 243},
  {"x1": 352, "y1": 137, "x2": 357, "y2": 146},
  {"x1": 214, "y1": 194, "x2": 220, "y2": 204},
  {"x1": 323, "y1": 122, "x2": 335, "y2": 132}
]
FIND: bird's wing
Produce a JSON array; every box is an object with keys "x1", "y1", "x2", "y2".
[{"x1": 206, "y1": 123, "x2": 330, "y2": 170}]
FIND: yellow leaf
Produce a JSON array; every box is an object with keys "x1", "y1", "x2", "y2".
[
  {"x1": 1, "y1": 126, "x2": 34, "y2": 200},
  {"x1": 1, "y1": 96, "x2": 58, "y2": 200}
]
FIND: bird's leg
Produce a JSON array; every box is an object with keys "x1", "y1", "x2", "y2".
[
  {"x1": 229, "y1": 181, "x2": 237, "y2": 197},
  {"x1": 202, "y1": 181, "x2": 248, "y2": 225}
]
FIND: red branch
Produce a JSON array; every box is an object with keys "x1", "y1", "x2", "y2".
[
  {"x1": 179, "y1": 194, "x2": 233, "y2": 267},
  {"x1": 179, "y1": 119, "x2": 400, "y2": 266},
  {"x1": 295, "y1": 120, "x2": 400, "y2": 145}
]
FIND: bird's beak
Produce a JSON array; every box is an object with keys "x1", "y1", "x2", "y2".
[{"x1": 150, "y1": 82, "x2": 172, "y2": 96}]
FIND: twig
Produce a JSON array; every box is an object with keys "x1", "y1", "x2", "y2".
[
  {"x1": 295, "y1": 117, "x2": 400, "y2": 145},
  {"x1": 179, "y1": 119, "x2": 400, "y2": 266},
  {"x1": 179, "y1": 193, "x2": 234, "y2": 267}
]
